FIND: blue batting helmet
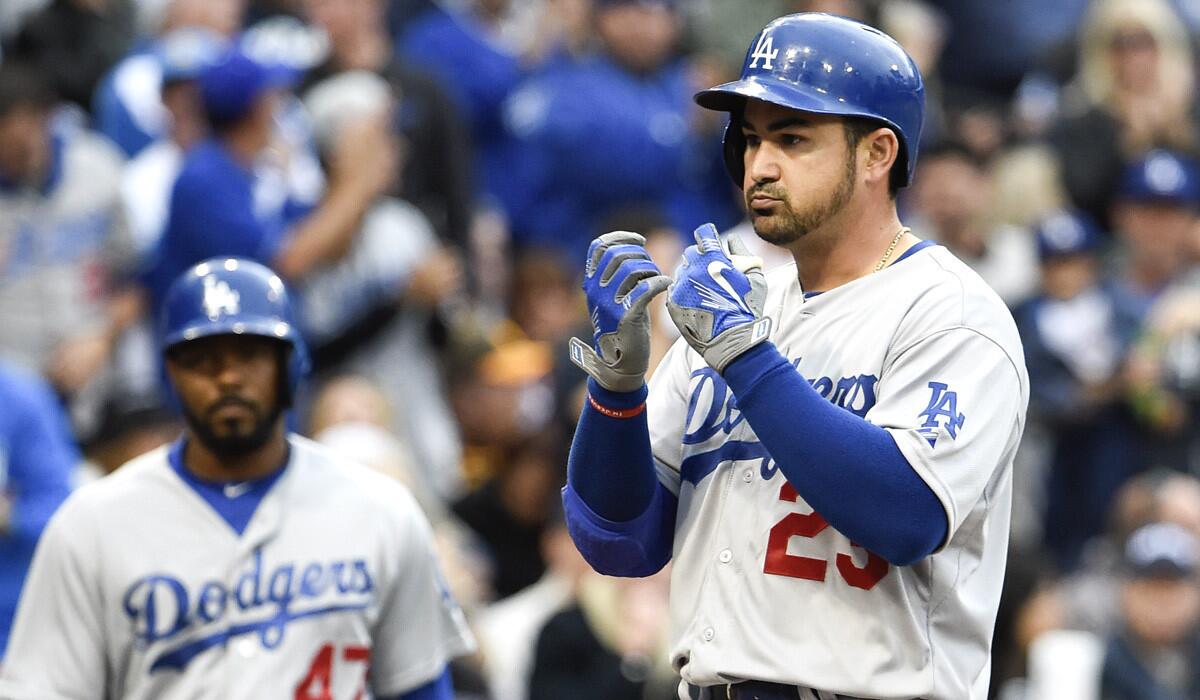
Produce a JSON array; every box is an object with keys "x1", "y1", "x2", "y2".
[
  {"x1": 695, "y1": 13, "x2": 925, "y2": 188},
  {"x1": 161, "y1": 257, "x2": 310, "y2": 402}
]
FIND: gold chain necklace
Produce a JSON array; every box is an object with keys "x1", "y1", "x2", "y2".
[{"x1": 874, "y1": 226, "x2": 912, "y2": 273}]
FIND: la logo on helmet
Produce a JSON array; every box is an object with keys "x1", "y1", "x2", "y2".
[
  {"x1": 202, "y1": 274, "x2": 240, "y2": 321},
  {"x1": 749, "y1": 33, "x2": 778, "y2": 70}
]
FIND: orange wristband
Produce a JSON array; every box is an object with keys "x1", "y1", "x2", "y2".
[{"x1": 587, "y1": 394, "x2": 646, "y2": 419}]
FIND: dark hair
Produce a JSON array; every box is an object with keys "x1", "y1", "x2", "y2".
[
  {"x1": 843, "y1": 117, "x2": 902, "y2": 197},
  {"x1": 0, "y1": 62, "x2": 56, "y2": 120},
  {"x1": 205, "y1": 108, "x2": 242, "y2": 137},
  {"x1": 918, "y1": 138, "x2": 988, "y2": 169}
]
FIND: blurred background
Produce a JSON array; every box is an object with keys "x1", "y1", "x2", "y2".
[{"x1": 3, "y1": 0, "x2": 1200, "y2": 697}]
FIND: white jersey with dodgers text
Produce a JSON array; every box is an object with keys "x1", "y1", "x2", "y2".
[
  {"x1": 0, "y1": 435, "x2": 474, "y2": 700},
  {"x1": 647, "y1": 244, "x2": 1028, "y2": 699}
]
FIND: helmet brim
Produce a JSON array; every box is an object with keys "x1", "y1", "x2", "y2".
[
  {"x1": 162, "y1": 316, "x2": 297, "y2": 350},
  {"x1": 695, "y1": 76, "x2": 896, "y2": 132}
]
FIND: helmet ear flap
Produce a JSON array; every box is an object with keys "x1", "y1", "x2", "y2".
[
  {"x1": 277, "y1": 343, "x2": 293, "y2": 408},
  {"x1": 281, "y1": 340, "x2": 311, "y2": 407},
  {"x1": 722, "y1": 114, "x2": 746, "y2": 188}
]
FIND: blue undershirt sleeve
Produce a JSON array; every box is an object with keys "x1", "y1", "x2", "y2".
[
  {"x1": 722, "y1": 343, "x2": 947, "y2": 565},
  {"x1": 563, "y1": 380, "x2": 676, "y2": 577}
]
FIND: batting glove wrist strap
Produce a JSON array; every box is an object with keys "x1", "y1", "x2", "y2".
[
  {"x1": 667, "y1": 224, "x2": 772, "y2": 372},
  {"x1": 569, "y1": 231, "x2": 672, "y2": 393},
  {"x1": 586, "y1": 393, "x2": 647, "y2": 419},
  {"x1": 680, "y1": 312, "x2": 772, "y2": 373},
  {"x1": 569, "y1": 337, "x2": 650, "y2": 393}
]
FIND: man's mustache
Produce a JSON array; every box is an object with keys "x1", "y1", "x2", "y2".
[
  {"x1": 746, "y1": 184, "x2": 788, "y2": 201},
  {"x1": 206, "y1": 395, "x2": 259, "y2": 418}
]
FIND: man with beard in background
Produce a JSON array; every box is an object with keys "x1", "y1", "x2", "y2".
[{"x1": 1, "y1": 258, "x2": 473, "y2": 699}]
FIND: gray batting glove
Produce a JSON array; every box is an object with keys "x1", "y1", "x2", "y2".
[
  {"x1": 569, "y1": 232, "x2": 673, "y2": 393},
  {"x1": 666, "y1": 225, "x2": 771, "y2": 372}
]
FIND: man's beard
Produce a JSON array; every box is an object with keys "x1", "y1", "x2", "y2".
[
  {"x1": 182, "y1": 397, "x2": 282, "y2": 459},
  {"x1": 748, "y1": 151, "x2": 857, "y2": 246}
]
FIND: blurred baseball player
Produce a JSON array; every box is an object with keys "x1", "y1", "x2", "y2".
[
  {"x1": 0, "y1": 258, "x2": 473, "y2": 699},
  {"x1": 564, "y1": 13, "x2": 1028, "y2": 700}
]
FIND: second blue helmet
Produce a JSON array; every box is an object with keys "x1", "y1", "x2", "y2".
[{"x1": 160, "y1": 257, "x2": 310, "y2": 402}]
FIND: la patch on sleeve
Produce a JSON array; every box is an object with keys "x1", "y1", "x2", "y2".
[{"x1": 916, "y1": 381, "x2": 965, "y2": 447}]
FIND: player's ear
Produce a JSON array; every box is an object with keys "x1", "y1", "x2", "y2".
[{"x1": 862, "y1": 128, "x2": 899, "y2": 188}]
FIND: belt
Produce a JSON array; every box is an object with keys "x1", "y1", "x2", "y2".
[{"x1": 687, "y1": 681, "x2": 873, "y2": 700}]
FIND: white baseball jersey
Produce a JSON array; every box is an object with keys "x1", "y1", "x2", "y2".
[
  {"x1": 0, "y1": 435, "x2": 474, "y2": 700},
  {"x1": 648, "y1": 243, "x2": 1028, "y2": 699}
]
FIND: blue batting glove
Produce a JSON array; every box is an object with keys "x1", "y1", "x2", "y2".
[
  {"x1": 666, "y1": 223, "x2": 772, "y2": 372},
  {"x1": 569, "y1": 231, "x2": 672, "y2": 393}
]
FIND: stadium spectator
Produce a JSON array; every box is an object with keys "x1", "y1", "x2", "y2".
[
  {"x1": 396, "y1": 0, "x2": 527, "y2": 136},
  {"x1": 92, "y1": 0, "x2": 243, "y2": 156},
  {"x1": 877, "y1": 0, "x2": 949, "y2": 150},
  {"x1": 1108, "y1": 150, "x2": 1200, "y2": 329},
  {"x1": 910, "y1": 140, "x2": 1039, "y2": 305},
  {"x1": 299, "y1": 68, "x2": 466, "y2": 499},
  {"x1": 930, "y1": 0, "x2": 1089, "y2": 102},
  {"x1": 303, "y1": 0, "x2": 476, "y2": 249},
  {"x1": 501, "y1": 0, "x2": 740, "y2": 261},
  {"x1": 0, "y1": 361, "x2": 78, "y2": 660},
  {"x1": 119, "y1": 28, "x2": 224, "y2": 258},
  {"x1": 1049, "y1": 0, "x2": 1199, "y2": 231},
  {"x1": 3, "y1": 0, "x2": 137, "y2": 113},
  {"x1": 0, "y1": 62, "x2": 143, "y2": 438},
  {"x1": 450, "y1": 338, "x2": 557, "y2": 471},
  {"x1": 1126, "y1": 263, "x2": 1200, "y2": 474},
  {"x1": 506, "y1": 249, "x2": 582, "y2": 346},
  {"x1": 1100, "y1": 522, "x2": 1200, "y2": 698},
  {"x1": 452, "y1": 432, "x2": 564, "y2": 600},
  {"x1": 528, "y1": 569, "x2": 674, "y2": 700},
  {"x1": 308, "y1": 374, "x2": 419, "y2": 489},
  {"x1": 143, "y1": 45, "x2": 394, "y2": 308},
  {"x1": 475, "y1": 514, "x2": 591, "y2": 700},
  {"x1": 395, "y1": 0, "x2": 552, "y2": 217},
  {"x1": 1014, "y1": 210, "x2": 1141, "y2": 571},
  {"x1": 1006, "y1": 473, "x2": 1200, "y2": 694}
]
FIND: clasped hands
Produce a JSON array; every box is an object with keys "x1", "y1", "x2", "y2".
[{"x1": 569, "y1": 223, "x2": 772, "y2": 393}]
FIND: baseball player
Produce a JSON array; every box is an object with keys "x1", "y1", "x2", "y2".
[
  {"x1": 0, "y1": 258, "x2": 474, "y2": 699},
  {"x1": 564, "y1": 14, "x2": 1028, "y2": 700}
]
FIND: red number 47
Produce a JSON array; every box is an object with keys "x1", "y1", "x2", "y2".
[
  {"x1": 763, "y1": 482, "x2": 889, "y2": 590},
  {"x1": 296, "y1": 644, "x2": 371, "y2": 700}
]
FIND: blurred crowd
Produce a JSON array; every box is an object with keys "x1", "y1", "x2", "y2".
[{"x1": 3, "y1": 0, "x2": 1200, "y2": 697}]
